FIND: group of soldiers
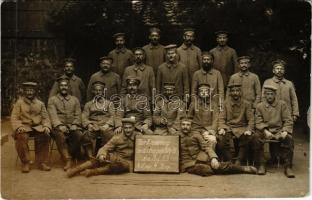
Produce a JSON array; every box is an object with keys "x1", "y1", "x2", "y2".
[{"x1": 11, "y1": 27, "x2": 299, "y2": 179}]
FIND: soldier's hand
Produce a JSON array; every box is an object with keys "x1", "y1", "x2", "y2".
[
  {"x1": 218, "y1": 128, "x2": 226, "y2": 135},
  {"x1": 70, "y1": 124, "x2": 78, "y2": 131},
  {"x1": 96, "y1": 152, "x2": 107, "y2": 161},
  {"x1": 210, "y1": 158, "x2": 220, "y2": 170},
  {"x1": 161, "y1": 118, "x2": 167, "y2": 125},
  {"x1": 264, "y1": 129, "x2": 273, "y2": 139},
  {"x1": 280, "y1": 131, "x2": 288, "y2": 139},
  {"x1": 114, "y1": 127, "x2": 122, "y2": 135},
  {"x1": 87, "y1": 124, "x2": 94, "y2": 132},
  {"x1": 293, "y1": 115, "x2": 298, "y2": 122},
  {"x1": 17, "y1": 127, "x2": 26, "y2": 134},
  {"x1": 244, "y1": 130, "x2": 252, "y2": 136},
  {"x1": 58, "y1": 125, "x2": 68, "y2": 133},
  {"x1": 168, "y1": 128, "x2": 177, "y2": 135},
  {"x1": 101, "y1": 124, "x2": 110, "y2": 132},
  {"x1": 93, "y1": 124, "x2": 100, "y2": 131},
  {"x1": 141, "y1": 124, "x2": 149, "y2": 131},
  {"x1": 43, "y1": 127, "x2": 50, "y2": 134},
  {"x1": 208, "y1": 129, "x2": 216, "y2": 135}
]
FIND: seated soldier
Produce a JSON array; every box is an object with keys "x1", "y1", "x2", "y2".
[
  {"x1": 116, "y1": 76, "x2": 153, "y2": 134},
  {"x1": 253, "y1": 85, "x2": 295, "y2": 178},
  {"x1": 81, "y1": 81, "x2": 120, "y2": 158},
  {"x1": 188, "y1": 83, "x2": 219, "y2": 159},
  {"x1": 218, "y1": 83, "x2": 254, "y2": 165},
  {"x1": 178, "y1": 116, "x2": 256, "y2": 176},
  {"x1": 11, "y1": 82, "x2": 51, "y2": 173},
  {"x1": 153, "y1": 82, "x2": 186, "y2": 135},
  {"x1": 67, "y1": 117, "x2": 141, "y2": 177},
  {"x1": 47, "y1": 77, "x2": 83, "y2": 171}
]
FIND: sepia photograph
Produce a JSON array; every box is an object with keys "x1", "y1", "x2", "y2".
[{"x1": 1, "y1": 0, "x2": 311, "y2": 199}]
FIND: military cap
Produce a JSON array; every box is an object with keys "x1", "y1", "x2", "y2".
[
  {"x1": 202, "y1": 51, "x2": 214, "y2": 58},
  {"x1": 22, "y1": 82, "x2": 38, "y2": 88},
  {"x1": 180, "y1": 116, "x2": 193, "y2": 121},
  {"x1": 198, "y1": 83, "x2": 211, "y2": 89},
  {"x1": 272, "y1": 59, "x2": 286, "y2": 67},
  {"x1": 227, "y1": 83, "x2": 242, "y2": 89},
  {"x1": 133, "y1": 47, "x2": 145, "y2": 54},
  {"x1": 149, "y1": 27, "x2": 160, "y2": 34},
  {"x1": 64, "y1": 58, "x2": 76, "y2": 64},
  {"x1": 57, "y1": 76, "x2": 70, "y2": 84},
  {"x1": 215, "y1": 30, "x2": 229, "y2": 36},
  {"x1": 113, "y1": 32, "x2": 125, "y2": 39},
  {"x1": 183, "y1": 28, "x2": 195, "y2": 34},
  {"x1": 237, "y1": 56, "x2": 251, "y2": 62},
  {"x1": 163, "y1": 82, "x2": 176, "y2": 89},
  {"x1": 164, "y1": 44, "x2": 177, "y2": 50},
  {"x1": 92, "y1": 81, "x2": 106, "y2": 87},
  {"x1": 125, "y1": 76, "x2": 141, "y2": 85},
  {"x1": 263, "y1": 85, "x2": 278, "y2": 91},
  {"x1": 122, "y1": 116, "x2": 136, "y2": 124},
  {"x1": 99, "y1": 56, "x2": 113, "y2": 63}
]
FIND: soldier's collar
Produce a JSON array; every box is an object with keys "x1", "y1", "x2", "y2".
[
  {"x1": 115, "y1": 47, "x2": 126, "y2": 54},
  {"x1": 166, "y1": 62, "x2": 177, "y2": 68},
  {"x1": 239, "y1": 71, "x2": 250, "y2": 77},
  {"x1": 230, "y1": 99, "x2": 242, "y2": 107},
  {"x1": 216, "y1": 45, "x2": 229, "y2": 50},
  {"x1": 273, "y1": 76, "x2": 286, "y2": 83},
  {"x1": 201, "y1": 68, "x2": 213, "y2": 74},
  {"x1": 149, "y1": 43, "x2": 160, "y2": 49},
  {"x1": 265, "y1": 100, "x2": 278, "y2": 108},
  {"x1": 134, "y1": 64, "x2": 146, "y2": 71},
  {"x1": 57, "y1": 93, "x2": 71, "y2": 101},
  {"x1": 23, "y1": 97, "x2": 37, "y2": 104},
  {"x1": 181, "y1": 43, "x2": 194, "y2": 50}
]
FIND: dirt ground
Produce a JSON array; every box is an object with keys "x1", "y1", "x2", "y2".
[{"x1": 1, "y1": 118, "x2": 310, "y2": 199}]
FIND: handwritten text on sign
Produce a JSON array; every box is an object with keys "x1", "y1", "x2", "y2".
[{"x1": 134, "y1": 135, "x2": 180, "y2": 173}]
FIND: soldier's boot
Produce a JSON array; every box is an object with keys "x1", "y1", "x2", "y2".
[
  {"x1": 61, "y1": 148, "x2": 73, "y2": 171},
  {"x1": 284, "y1": 166, "x2": 295, "y2": 178},
  {"x1": 80, "y1": 165, "x2": 110, "y2": 177},
  {"x1": 67, "y1": 160, "x2": 96, "y2": 178},
  {"x1": 38, "y1": 163, "x2": 51, "y2": 171},
  {"x1": 235, "y1": 146, "x2": 247, "y2": 165},
  {"x1": 257, "y1": 164, "x2": 266, "y2": 175},
  {"x1": 235, "y1": 165, "x2": 257, "y2": 174},
  {"x1": 64, "y1": 159, "x2": 73, "y2": 171},
  {"x1": 85, "y1": 145, "x2": 94, "y2": 158},
  {"x1": 21, "y1": 162, "x2": 30, "y2": 173}
]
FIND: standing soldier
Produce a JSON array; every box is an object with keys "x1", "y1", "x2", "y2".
[
  {"x1": 49, "y1": 58, "x2": 86, "y2": 104},
  {"x1": 153, "y1": 82, "x2": 186, "y2": 135},
  {"x1": 67, "y1": 117, "x2": 141, "y2": 178},
  {"x1": 47, "y1": 77, "x2": 83, "y2": 171},
  {"x1": 157, "y1": 44, "x2": 189, "y2": 99},
  {"x1": 192, "y1": 52, "x2": 224, "y2": 105},
  {"x1": 262, "y1": 59, "x2": 299, "y2": 122},
  {"x1": 11, "y1": 82, "x2": 51, "y2": 173},
  {"x1": 143, "y1": 27, "x2": 165, "y2": 76},
  {"x1": 210, "y1": 31, "x2": 238, "y2": 86},
  {"x1": 87, "y1": 56, "x2": 121, "y2": 101},
  {"x1": 81, "y1": 81, "x2": 119, "y2": 158},
  {"x1": 178, "y1": 116, "x2": 256, "y2": 176},
  {"x1": 122, "y1": 48, "x2": 155, "y2": 98},
  {"x1": 108, "y1": 33, "x2": 133, "y2": 78},
  {"x1": 118, "y1": 76, "x2": 153, "y2": 135},
  {"x1": 228, "y1": 56, "x2": 261, "y2": 108},
  {"x1": 253, "y1": 85, "x2": 294, "y2": 177},
  {"x1": 218, "y1": 83, "x2": 254, "y2": 165},
  {"x1": 177, "y1": 28, "x2": 202, "y2": 82}
]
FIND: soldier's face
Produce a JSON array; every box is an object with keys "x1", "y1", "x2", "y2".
[
  {"x1": 134, "y1": 49, "x2": 144, "y2": 64},
  {"x1": 115, "y1": 36, "x2": 125, "y2": 48},
  {"x1": 93, "y1": 85, "x2": 104, "y2": 96},
  {"x1": 59, "y1": 81, "x2": 69, "y2": 95},
  {"x1": 230, "y1": 87, "x2": 241, "y2": 100},
  {"x1": 166, "y1": 49, "x2": 177, "y2": 62},
  {"x1": 183, "y1": 32, "x2": 194, "y2": 45},
  {"x1": 127, "y1": 82, "x2": 138, "y2": 94},
  {"x1": 239, "y1": 59, "x2": 250, "y2": 72},
  {"x1": 198, "y1": 87, "x2": 210, "y2": 99},
  {"x1": 163, "y1": 86, "x2": 175, "y2": 97},
  {"x1": 24, "y1": 88, "x2": 36, "y2": 100},
  {"x1": 265, "y1": 90, "x2": 276, "y2": 104},
  {"x1": 100, "y1": 60, "x2": 112, "y2": 73},
  {"x1": 181, "y1": 120, "x2": 192, "y2": 134},
  {"x1": 149, "y1": 32, "x2": 160, "y2": 45},
  {"x1": 123, "y1": 123, "x2": 135, "y2": 137},
  {"x1": 273, "y1": 65, "x2": 285, "y2": 78},
  {"x1": 216, "y1": 34, "x2": 228, "y2": 46},
  {"x1": 64, "y1": 62, "x2": 75, "y2": 76},
  {"x1": 202, "y1": 55, "x2": 214, "y2": 66}
]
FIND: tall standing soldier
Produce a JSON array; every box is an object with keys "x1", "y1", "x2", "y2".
[
  {"x1": 157, "y1": 44, "x2": 190, "y2": 99},
  {"x1": 108, "y1": 33, "x2": 133, "y2": 79},
  {"x1": 47, "y1": 77, "x2": 83, "y2": 171},
  {"x1": 87, "y1": 56, "x2": 121, "y2": 101},
  {"x1": 177, "y1": 28, "x2": 202, "y2": 83},
  {"x1": 11, "y1": 82, "x2": 52, "y2": 173},
  {"x1": 143, "y1": 27, "x2": 165, "y2": 76},
  {"x1": 210, "y1": 31, "x2": 238, "y2": 86},
  {"x1": 227, "y1": 56, "x2": 261, "y2": 108},
  {"x1": 253, "y1": 85, "x2": 295, "y2": 178},
  {"x1": 49, "y1": 58, "x2": 86, "y2": 104},
  {"x1": 262, "y1": 59, "x2": 299, "y2": 122},
  {"x1": 122, "y1": 47, "x2": 155, "y2": 98}
]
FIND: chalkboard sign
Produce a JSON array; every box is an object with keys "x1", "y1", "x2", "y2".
[{"x1": 134, "y1": 135, "x2": 180, "y2": 173}]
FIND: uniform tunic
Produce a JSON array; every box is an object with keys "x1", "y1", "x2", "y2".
[
  {"x1": 143, "y1": 43, "x2": 165, "y2": 75},
  {"x1": 108, "y1": 48, "x2": 133, "y2": 78}
]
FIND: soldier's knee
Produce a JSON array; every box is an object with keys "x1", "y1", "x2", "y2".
[{"x1": 15, "y1": 133, "x2": 28, "y2": 141}]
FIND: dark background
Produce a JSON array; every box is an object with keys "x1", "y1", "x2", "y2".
[{"x1": 1, "y1": 0, "x2": 311, "y2": 128}]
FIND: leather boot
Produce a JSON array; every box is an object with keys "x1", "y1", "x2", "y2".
[
  {"x1": 257, "y1": 164, "x2": 266, "y2": 175},
  {"x1": 234, "y1": 159, "x2": 241, "y2": 166},
  {"x1": 80, "y1": 165, "x2": 110, "y2": 177},
  {"x1": 284, "y1": 167, "x2": 295, "y2": 178},
  {"x1": 39, "y1": 163, "x2": 51, "y2": 171},
  {"x1": 21, "y1": 162, "x2": 30, "y2": 173},
  {"x1": 63, "y1": 159, "x2": 73, "y2": 171},
  {"x1": 240, "y1": 166, "x2": 257, "y2": 174},
  {"x1": 67, "y1": 160, "x2": 95, "y2": 178}
]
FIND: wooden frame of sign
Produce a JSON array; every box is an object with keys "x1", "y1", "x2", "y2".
[{"x1": 134, "y1": 135, "x2": 180, "y2": 173}]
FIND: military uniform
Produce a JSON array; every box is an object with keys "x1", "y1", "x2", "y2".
[
  {"x1": 122, "y1": 64, "x2": 155, "y2": 97},
  {"x1": 143, "y1": 43, "x2": 165, "y2": 75},
  {"x1": 108, "y1": 47, "x2": 133, "y2": 78},
  {"x1": 11, "y1": 96, "x2": 51, "y2": 168},
  {"x1": 49, "y1": 74, "x2": 86, "y2": 104},
  {"x1": 87, "y1": 71, "x2": 121, "y2": 101},
  {"x1": 47, "y1": 93, "x2": 83, "y2": 166}
]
